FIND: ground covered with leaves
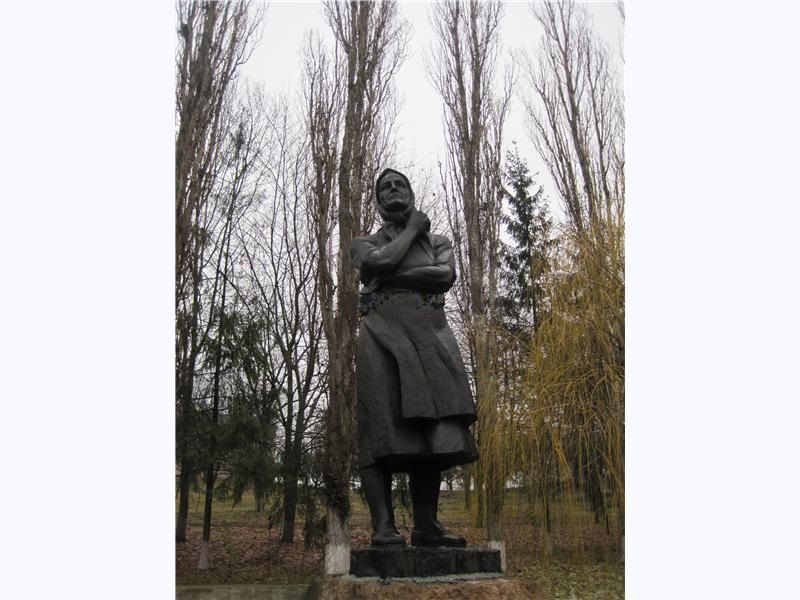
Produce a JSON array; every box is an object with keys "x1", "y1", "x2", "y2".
[{"x1": 176, "y1": 490, "x2": 623, "y2": 599}]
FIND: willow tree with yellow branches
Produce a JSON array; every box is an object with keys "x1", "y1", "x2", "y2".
[{"x1": 519, "y1": 0, "x2": 625, "y2": 555}]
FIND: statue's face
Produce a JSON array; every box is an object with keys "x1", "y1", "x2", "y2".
[{"x1": 377, "y1": 172, "x2": 411, "y2": 212}]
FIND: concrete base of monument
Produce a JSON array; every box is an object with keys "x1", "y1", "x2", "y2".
[{"x1": 349, "y1": 546, "x2": 502, "y2": 579}]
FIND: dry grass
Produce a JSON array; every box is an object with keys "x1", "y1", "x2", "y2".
[
  {"x1": 319, "y1": 577, "x2": 546, "y2": 600},
  {"x1": 176, "y1": 489, "x2": 623, "y2": 598}
]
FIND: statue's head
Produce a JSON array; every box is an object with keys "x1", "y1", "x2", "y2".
[{"x1": 375, "y1": 168, "x2": 414, "y2": 225}]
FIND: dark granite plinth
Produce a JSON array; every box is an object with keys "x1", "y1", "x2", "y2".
[{"x1": 350, "y1": 546, "x2": 502, "y2": 578}]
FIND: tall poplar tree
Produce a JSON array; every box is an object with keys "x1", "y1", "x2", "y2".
[
  {"x1": 304, "y1": 1, "x2": 408, "y2": 574},
  {"x1": 430, "y1": 0, "x2": 511, "y2": 569}
]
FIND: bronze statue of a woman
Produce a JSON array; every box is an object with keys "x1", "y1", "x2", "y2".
[{"x1": 350, "y1": 168, "x2": 479, "y2": 547}]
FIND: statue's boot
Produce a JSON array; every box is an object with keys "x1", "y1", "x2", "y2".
[
  {"x1": 361, "y1": 466, "x2": 405, "y2": 546},
  {"x1": 409, "y1": 468, "x2": 466, "y2": 547}
]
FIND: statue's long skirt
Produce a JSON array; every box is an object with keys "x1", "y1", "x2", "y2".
[{"x1": 355, "y1": 290, "x2": 479, "y2": 472}]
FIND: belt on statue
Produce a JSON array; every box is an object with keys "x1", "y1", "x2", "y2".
[{"x1": 358, "y1": 288, "x2": 445, "y2": 316}]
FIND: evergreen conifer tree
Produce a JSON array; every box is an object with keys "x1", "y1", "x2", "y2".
[{"x1": 500, "y1": 144, "x2": 555, "y2": 333}]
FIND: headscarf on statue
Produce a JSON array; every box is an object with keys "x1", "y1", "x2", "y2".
[{"x1": 375, "y1": 168, "x2": 414, "y2": 227}]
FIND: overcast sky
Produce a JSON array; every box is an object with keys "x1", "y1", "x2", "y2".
[
  {"x1": 4, "y1": 3, "x2": 800, "y2": 598},
  {"x1": 241, "y1": 0, "x2": 624, "y2": 224}
]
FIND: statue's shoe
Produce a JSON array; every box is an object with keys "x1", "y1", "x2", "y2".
[
  {"x1": 371, "y1": 528, "x2": 406, "y2": 546},
  {"x1": 410, "y1": 528, "x2": 466, "y2": 547}
]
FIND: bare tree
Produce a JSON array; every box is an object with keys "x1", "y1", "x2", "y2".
[
  {"x1": 175, "y1": 0, "x2": 263, "y2": 544},
  {"x1": 238, "y1": 95, "x2": 327, "y2": 544},
  {"x1": 522, "y1": 0, "x2": 624, "y2": 234},
  {"x1": 301, "y1": 27, "x2": 346, "y2": 572},
  {"x1": 196, "y1": 83, "x2": 274, "y2": 570},
  {"x1": 429, "y1": 0, "x2": 511, "y2": 568},
  {"x1": 303, "y1": 1, "x2": 409, "y2": 574},
  {"x1": 176, "y1": 1, "x2": 263, "y2": 298}
]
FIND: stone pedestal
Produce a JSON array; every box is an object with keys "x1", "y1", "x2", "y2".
[{"x1": 350, "y1": 546, "x2": 502, "y2": 579}]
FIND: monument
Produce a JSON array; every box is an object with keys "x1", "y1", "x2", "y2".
[{"x1": 348, "y1": 168, "x2": 500, "y2": 578}]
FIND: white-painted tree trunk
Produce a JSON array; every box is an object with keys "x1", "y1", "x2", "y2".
[
  {"x1": 488, "y1": 539, "x2": 506, "y2": 572},
  {"x1": 197, "y1": 541, "x2": 209, "y2": 570},
  {"x1": 324, "y1": 508, "x2": 350, "y2": 575}
]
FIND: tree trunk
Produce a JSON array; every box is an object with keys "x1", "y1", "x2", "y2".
[
  {"x1": 175, "y1": 347, "x2": 198, "y2": 543},
  {"x1": 176, "y1": 455, "x2": 193, "y2": 543},
  {"x1": 197, "y1": 231, "x2": 229, "y2": 569},
  {"x1": 176, "y1": 253, "x2": 203, "y2": 544},
  {"x1": 198, "y1": 466, "x2": 215, "y2": 570},
  {"x1": 463, "y1": 466, "x2": 473, "y2": 511},
  {"x1": 474, "y1": 462, "x2": 485, "y2": 528},
  {"x1": 616, "y1": 494, "x2": 625, "y2": 561},
  {"x1": 198, "y1": 542, "x2": 210, "y2": 571},
  {"x1": 280, "y1": 473, "x2": 299, "y2": 544},
  {"x1": 487, "y1": 494, "x2": 505, "y2": 571},
  {"x1": 475, "y1": 316, "x2": 505, "y2": 568},
  {"x1": 324, "y1": 507, "x2": 350, "y2": 575},
  {"x1": 542, "y1": 492, "x2": 554, "y2": 556},
  {"x1": 322, "y1": 1, "x2": 364, "y2": 574},
  {"x1": 323, "y1": 357, "x2": 356, "y2": 574}
]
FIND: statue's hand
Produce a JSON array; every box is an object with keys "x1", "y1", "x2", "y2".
[{"x1": 408, "y1": 209, "x2": 431, "y2": 234}]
